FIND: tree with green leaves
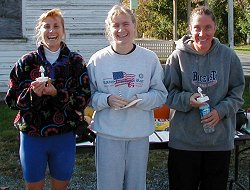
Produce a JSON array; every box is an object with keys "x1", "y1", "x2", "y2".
[{"x1": 123, "y1": 0, "x2": 250, "y2": 44}]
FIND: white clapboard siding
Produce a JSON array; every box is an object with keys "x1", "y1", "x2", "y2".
[{"x1": 0, "y1": 0, "x2": 120, "y2": 93}]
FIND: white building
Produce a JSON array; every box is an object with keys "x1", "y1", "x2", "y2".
[{"x1": 0, "y1": 0, "x2": 120, "y2": 97}]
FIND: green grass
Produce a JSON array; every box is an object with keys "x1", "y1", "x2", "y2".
[
  {"x1": 243, "y1": 77, "x2": 250, "y2": 109},
  {"x1": 0, "y1": 101, "x2": 17, "y2": 140},
  {"x1": 0, "y1": 101, "x2": 21, "y2": 179},
  {"x1": 235, "y1": 45, "x2": 250, "y2": 54}
]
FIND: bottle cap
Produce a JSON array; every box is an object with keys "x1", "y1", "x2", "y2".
[{"x1": 197, "y1": 96, "x2": 209, "y2": 103}]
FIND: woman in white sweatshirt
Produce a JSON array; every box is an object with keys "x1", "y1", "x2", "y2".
[{"x1": 87, "y1": 4, "x2": 168, "y2": 190}]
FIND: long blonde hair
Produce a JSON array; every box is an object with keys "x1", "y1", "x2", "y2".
[{"x1": 105, "y1": 4, "x2": 137, "y2": 43}]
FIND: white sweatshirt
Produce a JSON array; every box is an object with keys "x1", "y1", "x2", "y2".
[{"x1": 87, "y1": 45, "x2": 168, "y2": 139}]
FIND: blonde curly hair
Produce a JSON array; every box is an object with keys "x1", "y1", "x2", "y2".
[{"x1": 34, "y1": 8, "x2": 65, "y2": 46}]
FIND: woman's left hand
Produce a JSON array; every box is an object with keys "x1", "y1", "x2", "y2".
[
  {"x1": 42, "y1": 79, "x2": 57, "y2": 96},
  {"x1": 201, "y1": 109, "x2": 220, "y2": 128}
]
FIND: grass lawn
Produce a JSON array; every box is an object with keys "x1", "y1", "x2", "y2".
[{"x1": 235, "y1": 45, "x2": 250, "y2": 54}]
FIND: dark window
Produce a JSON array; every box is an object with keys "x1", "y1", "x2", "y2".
[{"x1": 0, "y1": 0, "x2": 22, "y2": 39}]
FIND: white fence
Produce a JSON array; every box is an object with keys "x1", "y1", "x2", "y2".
[{"x1": 135, "y1": 39, "x2": 175, "y2": 61}]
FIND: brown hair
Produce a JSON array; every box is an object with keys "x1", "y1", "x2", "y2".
[{"x1": 189, "y1": 6, "x2": 216, "y2": 26}]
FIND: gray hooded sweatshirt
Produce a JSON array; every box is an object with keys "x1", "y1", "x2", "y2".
[{"x1": 164, "y1": 35, "x2": 245, "y2": 151}]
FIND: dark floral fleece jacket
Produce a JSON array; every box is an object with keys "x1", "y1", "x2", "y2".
[{"x1": 5, "y1": 42, "x2": 91, "y2": 137}]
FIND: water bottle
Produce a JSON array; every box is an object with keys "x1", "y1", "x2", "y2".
[{"x1": 197, "y1": 87, "x2": 215, "y2": 133}]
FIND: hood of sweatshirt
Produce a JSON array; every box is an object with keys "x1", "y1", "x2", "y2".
[
  {"x1": 166, "y1": 35, "x2": 245, "y2": 151},
  {"x1": 170, "y1": 35, "x2": 222, "y2": 97},
  {"x1": 175, "y1": 35, "x2": 220, "y2": 56}
]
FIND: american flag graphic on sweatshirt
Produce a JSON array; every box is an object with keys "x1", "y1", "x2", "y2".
[{"x1": 112, "y1": 71, "x2": 135, "y2": 87}]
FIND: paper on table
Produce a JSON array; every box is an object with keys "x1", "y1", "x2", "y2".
[
  {"x1": 235, "y1": 131, "x2": 245, "y2": 138},
  {"x1": 149, "y1": 133, "x2": 160, "y2": 142},
  {"x1": 155, "y1": 131, "x2": 169, "y2": 142},
  {"x1": 115, "y1": 99, "x2": 142, "y2": 110},
  {"x1": 149, "y1": 131, "x2": 169, "y2": 142},
  {"x1": 235, "y1": 131, "x2": 244, "y2": 136}
]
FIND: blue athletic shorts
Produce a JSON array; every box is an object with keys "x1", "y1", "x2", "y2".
[{"x1": 19, "y1": 132, "x2": 76, "y2": 183}]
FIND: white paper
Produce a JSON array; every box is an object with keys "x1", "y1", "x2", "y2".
[
  {"x1": 115, "y1": 99, "x2": 142, "y2": 110},
  {"x1": 149, "y1": 131, "x2": 169, "y2": 142},
  {"x1": 76, "y1": 141, "x2": 95, "y2": 147},
  {"x1": 235, "y1": 131, "x2": 244, "y2": 136},
  {"x1": 155, "y1": 131, "x2": 169, "y2": 142},
  {"x1": 149, "y1": 132, "x2": 160, "y2": 142}
]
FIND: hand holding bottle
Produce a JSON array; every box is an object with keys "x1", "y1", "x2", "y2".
[
  {"x1": 197, "y1": 87, "x2": 215, "y2": 133},
  {"x1": 201, "y1": 109, "x2": 220, "y2": 129}
]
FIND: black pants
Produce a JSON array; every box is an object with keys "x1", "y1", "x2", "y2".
[{"x1": 168, "y1": 148, "x2": 231, "y2": 190}]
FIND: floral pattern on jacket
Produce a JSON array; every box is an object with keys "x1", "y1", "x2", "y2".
[{"x1": 5, "y1": 43, "x2": 91, "y2": 136}]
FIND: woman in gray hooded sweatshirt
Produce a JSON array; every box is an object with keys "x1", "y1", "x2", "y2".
[{"x1": 164, "y1": 6, "x2": 245, "y2": 190}]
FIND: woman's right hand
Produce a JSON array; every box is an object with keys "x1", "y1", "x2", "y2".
[
  {"x1": 31, "y1": 81, "x2": 46, "y2": 97},
  {"x1": 190, "y1": 93, "x2": 203, "y2": 108},
  {"x1": 107, "y1": 95, "x2": 130, "y2": 109}
]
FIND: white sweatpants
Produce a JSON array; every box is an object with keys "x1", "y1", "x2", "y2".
[{"x1": 96, "y1": 135, "x2": 149, "y2": 190}]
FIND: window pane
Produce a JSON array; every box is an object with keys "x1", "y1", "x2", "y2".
[{"x1": 0, "y1": 0, "x2": 22, "y2": 38}]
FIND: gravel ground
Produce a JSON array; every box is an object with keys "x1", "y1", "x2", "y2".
[{"x1": 0, "y1": 149, "x2": 249, "y2": 190}]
